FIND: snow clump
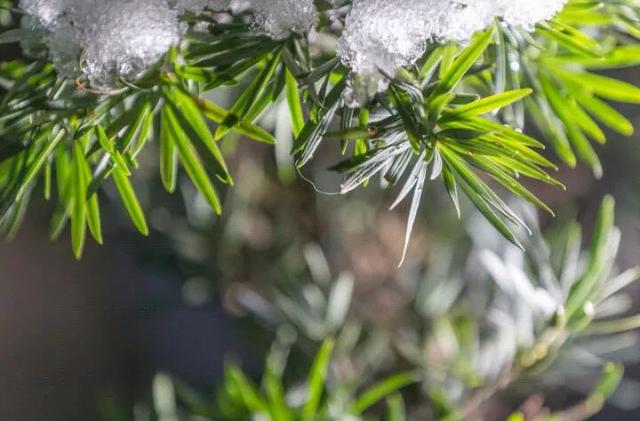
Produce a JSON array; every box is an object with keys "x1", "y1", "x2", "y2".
[
  {"x1": 19, "y1": 0, "x2": 317, "y2": 87},
  {"x1": 337, "y1": 0, "x2": 568, "y2": 106}
]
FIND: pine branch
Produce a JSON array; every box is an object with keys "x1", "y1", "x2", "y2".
[{"x1": 0, "y1": 1, "x2": 639, "y2": 257}]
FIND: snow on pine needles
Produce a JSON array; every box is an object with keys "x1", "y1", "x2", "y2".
[
  {"x1": 18, "y1": 0, "x2": 316, "y2": 88},
  {"x1": 18, "y1": 0, "x2": 567, "y2": 91},
  {"x1": 337, "y1": 0, "x2": 568, "y2": 105}
]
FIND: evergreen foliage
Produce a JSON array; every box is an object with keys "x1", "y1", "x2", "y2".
[
  {"x1": 3, "y1": 1, "x2": 640, "y2": 419},
  {"x1": 0, "y1": 0, "x2": 639, "y2": 258}
]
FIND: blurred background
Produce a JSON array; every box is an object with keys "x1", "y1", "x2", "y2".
[{"x1": 0, "y1": 96, "x2": 639, "y2": 420}]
